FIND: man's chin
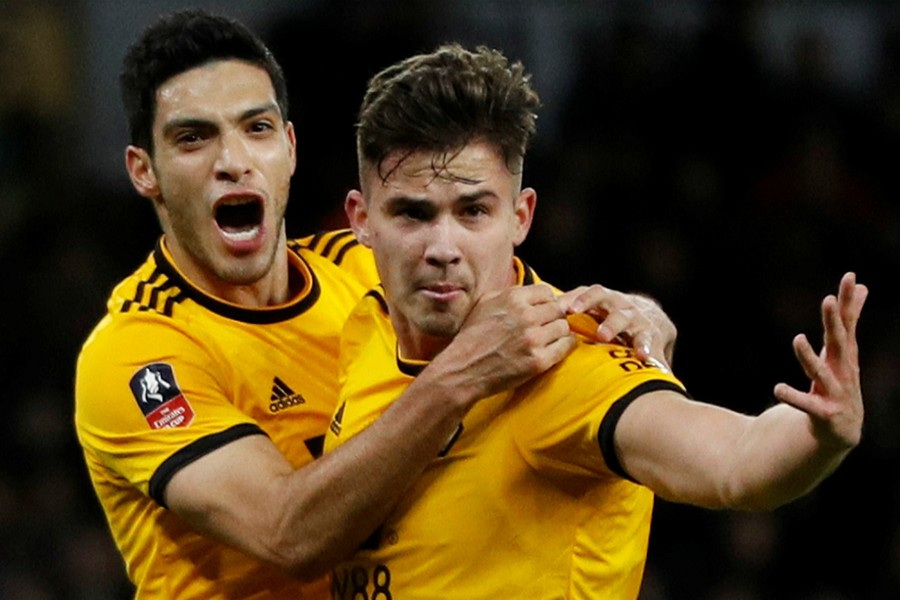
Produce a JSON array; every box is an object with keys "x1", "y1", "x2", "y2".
[{"x1": 416, "y1": 316, "x2": 463, "y2": 340}]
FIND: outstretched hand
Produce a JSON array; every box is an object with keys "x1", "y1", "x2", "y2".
[
  {"x1": 773, "y1": 272, "x2": 868, "y2": 450},
  {"x1": 557, "y1": 285, "x2": 677, "y2": 366}
]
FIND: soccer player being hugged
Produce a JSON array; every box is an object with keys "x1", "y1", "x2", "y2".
[{"x1": 325, "y1": 43, "x2": 868, "y2": 600}]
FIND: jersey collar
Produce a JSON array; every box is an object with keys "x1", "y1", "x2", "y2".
[{"x1": 152, "y1": 237, "x2": 321, "y2": 324}]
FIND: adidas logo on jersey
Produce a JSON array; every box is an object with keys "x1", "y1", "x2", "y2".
[{"x1": 269, "y1": 377, "x2": 306, "y2": 413}]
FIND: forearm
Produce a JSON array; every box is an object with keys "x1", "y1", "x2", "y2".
[
  {"x1": 620, "y1": 393, "x2": 854, "y2": 511},
  {"x1": 166, "y1": 364, "x2": 478, "y2": 579},
  {"x1": 724, "y1": 403, "x2": 854, "y2": 511},
  {"x1": 265, "y1": 369, "x2": 473, "y2": 577}
]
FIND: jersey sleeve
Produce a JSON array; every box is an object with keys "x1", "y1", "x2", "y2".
[
  {"x1": 75, "y1": 314, "x2": 265, "y2": 505},
  {"x1": 512, "y1": 340, "x2": 687, "y2": 481}
]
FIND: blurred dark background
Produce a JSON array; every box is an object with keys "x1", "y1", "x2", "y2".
[{"x1": 1, "y1": 1, "x2": 898, "y2": 598}]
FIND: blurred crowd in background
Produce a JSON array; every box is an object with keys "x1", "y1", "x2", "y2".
[{"x1": 1, "y1": 1, "x2": 898, "y2": 598}]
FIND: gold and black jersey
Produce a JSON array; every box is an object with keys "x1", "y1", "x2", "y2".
[
  {"x1": 75, "y1": 229, "x2": 378, "y2": 599},
  {"x1": 325, "y1": 258, "x2": 688, "y2": 600}
]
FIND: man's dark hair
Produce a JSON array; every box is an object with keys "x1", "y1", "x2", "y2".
[
  {"x1": 356, "y1": 43, "x2": 541, "y2": 181},
  {"x1": 120, "y1": 8, "x2": 289, "y2": 153}
]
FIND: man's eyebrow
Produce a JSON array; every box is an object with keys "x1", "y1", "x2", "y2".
[
  {"x1": 161, "y1": 103, "x2": 281, "y2": 136},
  {"x1": 382, "y1": 190, "x2": 497, "y2": 211},
  {"x1": 384, "y1": 195, "x2": 430, "y2": 208},
  {"x1": 161, "y1": 117, "x2": 216, "y2": 137},
  {"x1": 456, "y1": 190, "x2": 495, "y2": 203},
  {"x1": 240, "y1": 103, "x2": 280, "y2": 122}
]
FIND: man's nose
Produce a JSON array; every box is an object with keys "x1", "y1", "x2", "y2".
[
  {"x1": 214, "y1": 131, "x2": 252, "y2": 181},
  {"x1": 423, "y1": 218, "x2": 462, "y2": 267}
]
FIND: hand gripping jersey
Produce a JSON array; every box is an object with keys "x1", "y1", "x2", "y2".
[
  {"x1": 325, "y1": 259, "x2": 688, "y2": 600},
  {"x1": 75, "y1": 230, "x2": 379, "y2": 599}
]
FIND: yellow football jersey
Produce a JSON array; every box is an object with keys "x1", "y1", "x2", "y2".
[
  {"x1": 326, "y1": 260, "x2": 687, "y2": 600},
  {"x1": 75, "y1": 230, "x2": 378, "y2": 599}
]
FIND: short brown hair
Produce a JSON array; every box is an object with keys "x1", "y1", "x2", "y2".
[{"x1": 356, "y1": 43, "x2": 541, "y2": 182}]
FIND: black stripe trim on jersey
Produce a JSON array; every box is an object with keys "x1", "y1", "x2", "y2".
[
  {"x1": 152, "y1": 240, "x2": 322, "y2": 324},
  {"x1": 121, "y1": 268, "x2": 185, "y2": 317},
  {"x1": 296, "y1": 231, "x2": 324, "y2": 251},
  {"x1": 292, "y1": 229, "x2": 351, "y2": 253},
  {"x1": 157, "y1": 282, "x2": 186, "y2": 317},
  {"x1": 146, "y1": 283, "x2": 164, "y2": 314},
  {"x1": 365, "y1": 287, "x2": 389, "y2": 315},
  {"x1": 397, "y1": 353, "x2": 427, "y2": 377},
  {"x1": 332, "y1": 237, "x2": 360, "y2": 266},
  {"x1": 133, "y1": 278, "x2": 150, "y2": 307},
  {"x1": 294, "y1": 230, "x2": 359, "y2": 266},
  {"x1": 597, "y1": 380, "x2": 688, "y2": 482},
  {"x1": 149, "y1": 423, "x2": 267, "y2": 507},
  {"x1": 161, "y1": 293, "x2": 179, "y2": 317},
  {"x1": 321, "y1": 229, "x2": 355, "y2": 258},
  {"x1": 520, "y1": 260, "x2": 536, "y2": 285}
]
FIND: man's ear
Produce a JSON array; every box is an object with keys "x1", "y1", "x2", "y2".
[
  {"x1": 512, "y1": 187, "x2": 537, "y2": 247},
  {"x1": 125, "y1": 146, "x2": 159, "y2": 199},
  {"x1": 285, "y1": 121, "x2": 297, "y2": 175},
  {"x1": 345, "y1": 189, "x2": 371, "y2": 247}
]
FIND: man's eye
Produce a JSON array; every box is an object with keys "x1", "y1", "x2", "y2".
[
  {"x1": 176, "y1": 132, "x2": 203, "y2": 145},
  {"x1": 400, "y1": 207, "x2": 429, "y2": 220},
  {"x1": 462, "y1": 205, "x2": 487, "y2": 217},
  {"x1": 249, "y1": 121, "x2": 274, "y2": 133},
  {"x1": 390, "y1": 203, "x2": 433, "y2": 221}
]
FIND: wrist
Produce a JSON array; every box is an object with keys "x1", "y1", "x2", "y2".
[{"x1": 415, "y1": 352, "x2": 486, "y2": 413}]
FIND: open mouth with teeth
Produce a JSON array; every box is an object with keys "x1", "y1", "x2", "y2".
[{"x1": 215, "y1": 198, "x2": 264, "y2": 242}]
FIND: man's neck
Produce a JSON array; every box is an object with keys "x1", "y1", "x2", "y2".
[
  {"x1": 396, "y1": 332, "x2": 452, "y2": 364},
  {"x1": 161, "y1": 237, "x2": 292, "y2": 307}
]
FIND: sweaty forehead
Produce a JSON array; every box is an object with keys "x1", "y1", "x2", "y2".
[{"x1": 155, "y1": 60, "x2": 276, "y2": 121}]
